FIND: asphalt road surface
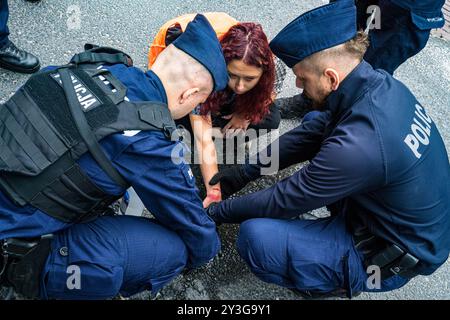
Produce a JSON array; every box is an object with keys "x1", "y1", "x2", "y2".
[{"x1": 0, "y1": 0, "x2": 449, "y2": 300}]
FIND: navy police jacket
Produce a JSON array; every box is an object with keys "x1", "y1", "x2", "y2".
[
  {"x1": 390, "y1": 0, "x2": 446, "y2": 29},
  {"x1": 392, "y1": 0, "x2": 445, "y2": 15},
  {"x1": 214, "y1": 61, "x2": 450, "y2": 273},
  {"x1": 0, "y1": 63, "x2": 220, "y2": 269}
]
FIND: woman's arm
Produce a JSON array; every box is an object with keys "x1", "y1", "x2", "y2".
[{"x1": 190, "y1": 114, "x2": 222, "y2": 207}]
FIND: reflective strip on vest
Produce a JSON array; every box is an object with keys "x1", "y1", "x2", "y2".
[{"x1": 147, "y1": 12, "x2": 238, "y2": 68}]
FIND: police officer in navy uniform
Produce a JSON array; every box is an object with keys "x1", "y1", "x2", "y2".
[
  {"x1": 356, "y1": 0, "x2": 446, "y2": 75},
  {"x1": 0, "y1": 14, "x2": 228, "y2": 299},
  {"x1": 276, "y1": 0, "x2": 447, "y2": 119},
  {"x1": 208, "y1": 1, "x2": 450, "y2": 298}
]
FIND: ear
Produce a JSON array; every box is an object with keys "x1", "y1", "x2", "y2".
[
  {"x1": 324, "y1": 68, "x2": 340, "y2": 91},
  {"x1": 179, "y1": 87, "x2": 200, "y2": 104}
]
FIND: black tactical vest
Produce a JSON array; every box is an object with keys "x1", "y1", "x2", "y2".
[{"x1": 0, "y1": 45, "x2": 176, "y2": 223}]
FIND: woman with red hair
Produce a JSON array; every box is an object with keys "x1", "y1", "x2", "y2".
[{"x1": 148, "y1": 13, "x2": 286, "y2": 207}]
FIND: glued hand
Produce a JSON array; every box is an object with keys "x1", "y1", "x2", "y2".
[{"x1": 221, "y1": 113, "x2": 250, "y2": 138}]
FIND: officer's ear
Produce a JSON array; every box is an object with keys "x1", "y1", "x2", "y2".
[
  {"x1": 324, "y1": 68, "x2": 340, "y2": 91},
  {"x1": 179, "y1": 87, "x2": 201, "y2": 104}
]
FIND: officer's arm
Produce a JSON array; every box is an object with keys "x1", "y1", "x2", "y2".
[
  {"x1": 114, "y1": 133, "x2": 220, "y2": 269},
  {"x1": 211, "y1": 133, "x2": 384, "y2": 223},
  {"x1": 244, "y1": 110, "x2": 330, "y2": 179}
]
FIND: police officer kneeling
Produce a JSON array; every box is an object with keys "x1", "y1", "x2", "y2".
[
  {"x1": 0, "y1": 14, "x2": 228, "y2": 299},
  {"x1": 208, "y1": 1, "x2": 450, "y2": 298}
]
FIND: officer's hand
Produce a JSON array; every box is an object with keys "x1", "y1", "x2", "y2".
[
  {"x1": 205, "y1": 201, "x2": 221, "y2": 225},
  {"x1": 209, "y1": 166, "x2": 250, "y2": 199}
]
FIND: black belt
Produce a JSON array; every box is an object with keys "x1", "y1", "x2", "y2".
[{"x1": 353, "y1": 228, "x2": 420, "y2": 280}]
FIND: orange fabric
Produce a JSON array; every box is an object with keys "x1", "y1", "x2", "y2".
[{"x1": 148, "y1": 12, "x2": 238, "y2": 69}]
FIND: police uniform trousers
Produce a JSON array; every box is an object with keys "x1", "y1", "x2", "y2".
[
  {"x1": 236, "y1": 213, "x2": 410, "y2": 297},
  {"x1": 39, "y1": 215, "x2": 188, "y2": 299},
  {"x1": 0, "y1": 0, "x2": 10, "y2": 47}
]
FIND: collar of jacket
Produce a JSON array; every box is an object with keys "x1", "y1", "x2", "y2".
[{"x1": 324, "y1": 60, "x2": 385, "y2": 117}]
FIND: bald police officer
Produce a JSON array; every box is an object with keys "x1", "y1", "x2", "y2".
[
  {"x1": 208, "y1": 1, "x2": 450, "y2": 298},
  {"x1": 0, "y1": 14, "x2": 228, "y2": 299}
]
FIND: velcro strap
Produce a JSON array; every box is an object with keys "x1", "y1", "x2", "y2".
[
  {"x1": 71, "y1": 51, "x2": 132, "y2": 66},
  {"x1": 59, "y1": 68, "x2": 128, "y2": 188}
]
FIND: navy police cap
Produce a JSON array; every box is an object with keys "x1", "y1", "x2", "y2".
[
  {"x1": 172, "y1": 14, "x2": 228, "y2": 91},
  {"x1": 270, "y1": 0, "x2": 357, "y2": 68}
]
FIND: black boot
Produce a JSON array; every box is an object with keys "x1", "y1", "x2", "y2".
[
  {"x1": 0, "y1": 40, "x2": 40, "y2": 74},
  {"x1": 274, "y1": 93, "x2": 312, "y2": 119}
]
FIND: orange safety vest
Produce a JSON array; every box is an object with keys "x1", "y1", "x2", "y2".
[{"x1": 148, "y1": 12, "x2": 238, "y2": 69}]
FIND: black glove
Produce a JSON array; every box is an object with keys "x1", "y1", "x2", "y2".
[
  {"x1": 205, "y1": 201, "x2": 221, "y2": 225},
  {"x1": 209, "y1": 166, "x2": 251, "y2": 199}
]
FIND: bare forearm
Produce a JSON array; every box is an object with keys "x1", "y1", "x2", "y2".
[
  {"x1": 201, "y1": 162, "x2": 219, "y2": 193},
  {"x1": 196, "y1": 138, "x2": 220, "y2": 191},
  {"x1": 197, "y1": 137, "x2": 222, "y2": 207},
  {"x1": 190, "y1": 114, "x2": 221, "y2": 199}
]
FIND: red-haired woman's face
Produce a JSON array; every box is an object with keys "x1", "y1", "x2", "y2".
[{"x1": 227, "y1": 59, "x2": 263, "y2": 95}]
